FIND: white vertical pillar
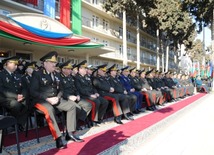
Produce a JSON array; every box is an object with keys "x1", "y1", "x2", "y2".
[
  {"x1": 136, "y1": 15, "x2": 140, "y2": 69},
  {"x1": 123, "y1": 10, "x2": 127, "y2": 66},
  {"x1": 156, "y1": 29, "x2": 160, "y2": 70},
  {"x1": 165, "y1": 45, "x2": 169, "y2": 72},
  {"x1": 86, "y1": 53, "x2": 89, "y2": 63}
]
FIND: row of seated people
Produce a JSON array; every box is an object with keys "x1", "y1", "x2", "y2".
[
  {"x1": 194, "y1": 75, "x2": 210, "y2": 93},
  {"x1": 0, "y1": 51, "x2": 196, "y2": 149}
]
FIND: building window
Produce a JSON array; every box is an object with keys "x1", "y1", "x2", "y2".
[
  {"x1": 57, "y1": 56, "x2": 66, "y2": 63},
  {"x1": 127, "y1": 47, "x2": 131, "y2": 56},
  {"x1": 127, "y1": 30, "x2": 131, "y2": 40},
  {"x1": 94, "y1": 60, "x2": 100, "y2": 65},
  {"x1": 16, "y1": 52, "x2": 32, "y2": 61},
  {"x1": 119, "y1": 45, "x2": 123, "y2": 55},
  {"x1": 119, "y1": 27, "x2": 123, "y2": 38},
  {"x1": 92, "y1": 0, "x2": 98, "y2": 5},
  {"x1": 69, "y1": 58, "x2": 79, "y2": 64},
  {"x1": 93, "y1": 37, "x2": 99, "y2": 42},
  {"x1": 0, "y1": 50, "x2": 10, "y2": 59},
  {"x1": 92, "y1": 15, "x2": 99, "y2": 27},
  {"x1": 103, "y1": 19, "x2": 108, "y2": 31},
  {"x1": 103, "y1": 40, "x2": 108, "y2": 46}
]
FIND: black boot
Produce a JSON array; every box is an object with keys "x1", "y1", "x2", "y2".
[
  {"x1": 114, "y1": 116, "x2": 123, "y2": 124},
  {"x1": 123, "y1": 114, "x2": 134, "y2": 120},
  {"x1": 56, "y1": 136, "x2": 65, "y2": 149},
  {"x1": 65, "y1": 133, "x2": 84, "y2": 142}
]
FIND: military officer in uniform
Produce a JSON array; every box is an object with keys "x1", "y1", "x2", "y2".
[
  {"x1": 74, "y1": 60, "x2": 109, "y2": 125},
  {"x1": 146, "y1": 69, "x2": 165, "y2": 105},
  {"x1": 22, "y1": 61, "x2": 37, "y2": 110},
  {"x1": 139, "y1": 69, "x2": 157, "y2": 111},
  {"x1": 162, "y1": 72, "x2": 179, "y2": 101},
  {"x1": 128, "y1": 67, "x2": 145, "y2": 111},
  {"x1": 93, "y1": 64, "x2": 133, "y2": 124},
  {"x1": 108, "y1": 64, "x2": 136, "y2": 117},
  {"x1": 0, "y1": 56, "x2": 28, "y2": 131},
  {"x1": 59, "y1": 60, "x2": 92, "y2": 128},
  {"x1": 30, "y1": 51, "x2": 83, "y2": 149},
  {"x1": 119, "y1": 66, "x2": 143, "y2": 114}
]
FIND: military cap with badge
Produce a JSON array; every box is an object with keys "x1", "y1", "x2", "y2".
[
  {"x1": 120, "y1": 66, "x2": 129, "y2": 72},
  {"x1": 107, "y1": 64, "x2": 117, "y2": 73},
  {"x1": 59, "y1": 60, "x2": 73, "y2": 69},
  {"x1": 145, "y1": 68, "x2": 154, "y2": 76},
  {"x1": 2, "y1": 56, "x2": 20, "y2": 65},
  {"x1": 97, "y1": 64, "x2": 108, "y2": 72},
  {"x1": 129, "y1": 67, "x2": 136, "y2": 73},
  {"x1": 25, "y1": 61, "x2": 37, "y2": 69},
  {"x1": 40, "y1": 51, "x2": 58, "y2": 63},
  {"x1": 76, "y1": 60, "x2": 87, "y2": 69}
]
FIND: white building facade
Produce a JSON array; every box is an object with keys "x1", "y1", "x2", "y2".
[{"x1": 0, "y1": 0, "x2": 177, "y2": 70}]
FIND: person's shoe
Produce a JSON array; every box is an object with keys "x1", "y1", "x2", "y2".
[
  {"x1": 124, "y1": 114, "x2": 134, "y2": 120},
  {"x1": 133, "y1": 110, "x2": 140, "y2": 114},
  {"x1": 152, "y1": 105, "x2": 157, "y2": 110},
  {"x1": 18, "y1": 124, "x2": 25, "y2": 132},
  {"x1": 86, "y1": 121, "x2": 93, "y2": 128},
  {"x1": 92, "y1": 121, "x2": 99, "y2": 127},
  {"x1": 114, "y1": 116, "x2": 123, "y2": 124},
  {"x1": 56, "y1": 137, "x2": 65, "y2": 149},
  {"x1": 77, "y1": 126, "x2": 84, "y2": 131},
  {"x1": 65, "y1": 134, "x2": 84, "y2": 142},
  {"x1": 146, "y1": 106, "x2": 154, "y2": 111},
  {"x1": 129, "y1": 112, "x2": 134, "y2": 116},
  {"x1": 138, "y1": 108, "x2": 145, "y2": 112},
  {"x1": 94, "y1": 120, "x2": 102, "y2": 124}
]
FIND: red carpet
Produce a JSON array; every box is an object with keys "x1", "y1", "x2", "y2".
[{"x1": 39, "y1": 93, "x2": 205, "y2": 155}]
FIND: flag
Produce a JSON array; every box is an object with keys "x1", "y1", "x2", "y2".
[
  {"x1": 44, "y1": 0, "x2": 55, "y2": 19},
  {"x1": 60, "y1": 0, "x2": 71, "y2": 29}
]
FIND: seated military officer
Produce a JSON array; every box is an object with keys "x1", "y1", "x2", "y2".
[
  {"x1": 93, "y1": 64, "x2": 132, "y2": 124},
  {"x1": 0, "y1": 56, "x2": 29, "y2": 131},
  {"x1": 22, "y1": 61, "x2": 37, "y2": 110},
  {"x1": 107, "y1": 64, "x2": 136, "y2": 120},
  {"x1": 119, "y1": 66, "x2": 143, "y2": 114},
  {"x1": 75, "y1": 60, "x2": 109, "y2": 126},
  {"x1": 30, "y1": 51, "x2": 83, "y2": 149},
  {"x1": 59, "y1": 60, "x2": 92, "y2": 129}
]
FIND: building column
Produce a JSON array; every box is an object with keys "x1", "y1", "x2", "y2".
[
  {"x1": 136, "y1": 15, "x2": 140, "y2": 69},
  {"x1": 123, "y1": 10, "x2": 127, "y2": 66},
  {"x1": 156, "y1": 29, "x2": 160, "y2": 70},
  {"x1": 86, "y1": 53, "x2": 89, "y2": 64}
]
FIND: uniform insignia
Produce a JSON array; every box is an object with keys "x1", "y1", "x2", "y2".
[
  {"x1": 55, "y1": 76, "x2": 60, "y2": 82},
  {"x1": 42, "y1": 78, "x2": 48, "y2": 85},
  {"x1": 6, "y1": 77, "x2": 10, "y2": 83}
]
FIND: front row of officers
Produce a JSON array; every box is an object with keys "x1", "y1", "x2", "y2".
[{"x1": 0, "y1": 51, "x2": 197, "y2": 149}]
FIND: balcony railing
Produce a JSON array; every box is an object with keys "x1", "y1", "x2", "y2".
[{"x1": 140, "y1": 57, "x2": 156, "y2": 66}]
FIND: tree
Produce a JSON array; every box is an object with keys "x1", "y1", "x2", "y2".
[
  {"x1": 149, "y1": 0, "x2": 195, "y2": 48},
  {"x1": 182, "y1": 0, "x2": 214, "y2": 32},
  {"x1": 188, "y1": 39, "x2": 203, "y2": 61}
]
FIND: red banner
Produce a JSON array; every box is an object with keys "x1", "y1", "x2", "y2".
[
  {"x1": 24, "y1": 0, "x2": 38, "y2": 6},
  {"x1": 60, "y1": 0, "x2": 71, "y2": 29}
]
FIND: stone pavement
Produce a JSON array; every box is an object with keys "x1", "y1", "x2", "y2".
[{"x1": 134, "y1": 93, "x2": 214, "y2": 155}]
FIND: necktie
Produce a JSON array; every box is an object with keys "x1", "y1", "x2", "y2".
[
  {"x1": 11, "y1": 73, "x2": 15, "y2": 79},
  {"x1": 50, "y1": 73, "x2": 54, "y2": 82}
]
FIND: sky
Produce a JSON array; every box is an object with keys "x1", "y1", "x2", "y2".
[{"x1": 196, "y1": 27, "x2": 212, "y2": 48}]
